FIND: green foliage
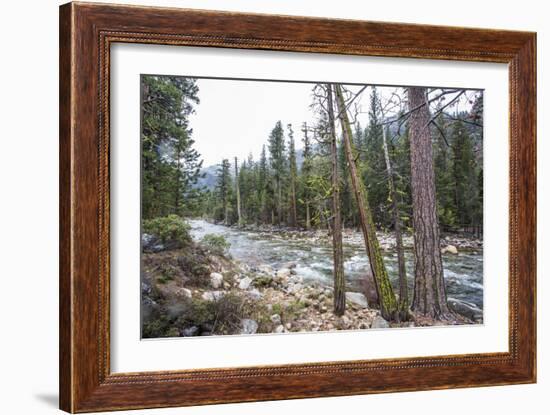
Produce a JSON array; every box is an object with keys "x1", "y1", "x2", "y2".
[
  {"x1": 141, "y1": 75, "x2": 202, "y2": 219},
  {"x1": 143, "y1": 214, "x2": 191, "y2": 248},
  {"x1": 177, "y1": 293, "x2": 248, "y2": 335},
  {"x1": 200, "y1": 234, "x2": 231, "y2": 256}
]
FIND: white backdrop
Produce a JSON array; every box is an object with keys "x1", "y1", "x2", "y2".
[{"x1": 0, "y1": 0, "x2": 547, "y2": 414}]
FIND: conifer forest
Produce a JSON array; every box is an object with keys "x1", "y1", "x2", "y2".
[{"x1": 141, "y1": 75, "x2": 484, "y2": 338}]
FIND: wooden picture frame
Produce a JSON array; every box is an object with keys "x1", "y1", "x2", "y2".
[{"x1": 59, "y1": 2, "x2": 536, "y2": 412}]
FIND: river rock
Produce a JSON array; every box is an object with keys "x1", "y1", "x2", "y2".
[
  {"x1": 246, "y1": 289, "x2": 263, "y2": 300},
  {"x1": 274, "y1": 324, "x2": 285, "y2": 333},
  {"x1": 276, "y1": 268, "x2": 291, "y2": 279},
  {"x1": 442, "y1": 244, "x2": 459, "y2": 255},
  {"x1": 448, "y1": 297, "x2": 483, "y2": 322},
  {"x1": 258, "y1": 264, "x2": 273, "y2": 274},
  {"x1": 209, "y1": 272, "x2": 223, "y2": 289},
  {"x1": 270, "y1": 314, "x2": 282, "y2": 325},
  {"x1": 181, "y1": 326, "x2": 199, "y2": 337},
  {"x1": 240, "y1": 319, "x2": 258, "y2": 334},
  {"x1": 371, "y1": 316, "x2": 390, "y2": 329},
  {"x1": 345, "y1": 292, "x2": 369, "y2": 308},
  {"x1": 141, "y1": 233, "x2": 165, "y2": 253},
  {"x1": 175, "y1": 287, "x2": 192, "y2": 299},
  {"x1": 287, "y1": 283, "x2": 303, "y2": 294},
  {"x1": 238, "y1": 276, "x2": 253, "y2": 290},
  {"x1": 202, "y1": 291, "x2": 224, "y2": 301},
  {"x1": 141, "y1": 281, "x2": 151, "y2": 295}
]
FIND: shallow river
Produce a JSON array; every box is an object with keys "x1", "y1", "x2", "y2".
[{"x1": 189, "y1": 219, "x2": 483, "y2": 309}]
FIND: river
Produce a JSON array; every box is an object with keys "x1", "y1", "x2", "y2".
[{"x1": 189, "y1": 219, "x2": 483, "y2": 309}]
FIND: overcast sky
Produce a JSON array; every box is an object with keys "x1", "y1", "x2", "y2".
[{"x1": 188, "y1": 78, "x2": 479, "y2": 167}]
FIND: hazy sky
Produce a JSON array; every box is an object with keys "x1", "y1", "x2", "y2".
[
  {"x1": 189, "y1": 78, "x2": 366, "y2": 166},
  {"x1": 188, "y1": 78, "x2": 479, "y2": 167}
]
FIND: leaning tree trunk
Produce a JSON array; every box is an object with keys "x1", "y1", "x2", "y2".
[
  {"x1": 334, "y1": 84, "x2": 399, "y2": 321},
  {"x1": 327, "y1": 84, "x2": 346, "y2": 316},
  {"x1": 382, "y1": 127, "x2": 410, "y2": 321},
  {"x1": 234, "y1": 157, "x2": 242, "y2": 225},
  {"x1": 407, "y1": 87, "x2": 451, "y2": 320}
]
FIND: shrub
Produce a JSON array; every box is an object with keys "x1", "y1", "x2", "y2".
[
  {"x1": 200, "y1": 234, "x2": 230, "y2": 256},
  {"x1": 176, "y1": 293, "x2": 247, "y2": 335},
  {"x1": 143, "y1": 215, "x2": 191, "y2": 250}
]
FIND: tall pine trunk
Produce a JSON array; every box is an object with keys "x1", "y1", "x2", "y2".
[
  {"x1": 407, "y1": 87, "x2": 451, "y2": 319},
  {"x1": 327, "y1": 85, "x2": 346, "y2": 316},
  {"x1": 277, "y1": 181, "x2": 282, "y2": 226},
  {"x1": 290, "y1": 179, "x2": 297, "y2": 228},
  {"x1": 382, "y1": 127, "x2": 409, "y2": 320},
  {"x1": 234, "y1": 157, "x2": 242, "y2": 225},
  {"x1": 334, "y1": 85, "x2": 399, "y2": 321}
]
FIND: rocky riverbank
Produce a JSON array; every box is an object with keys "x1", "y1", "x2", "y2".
[
  {"x1": 224, "y1": 221, "x2": 483, "y2": 254},
  {"x1": 141, "y1": 224, "x2": 481, "y2": 338}
]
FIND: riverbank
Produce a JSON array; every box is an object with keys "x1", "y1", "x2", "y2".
[
  {"x1": 220, "y1": 220, "x2": 483, "y2": 253},
  {"x1": 141, "y1": 219, "x2": 482, "y2": 338}
]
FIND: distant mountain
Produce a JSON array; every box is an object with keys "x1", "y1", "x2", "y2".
[
  {"x1": 194, "y1": 164, "x2": 218, "y2": 190},
  {"x1": 194, "y1": 148, "x2": 305, "y2": 191}
]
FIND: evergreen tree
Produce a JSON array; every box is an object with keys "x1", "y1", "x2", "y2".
[
  {"x1": 216, "y1": 159, "x2": 232, "y2": 224},
  {"x1": 268, "y1": 121, "x2": 286, "y2": 225},
  {"x1": 300, "y1": 122, "x2": 313, "y2": 229},
  {"x1": 363, "y1": 87, "x2": 390, "y2": 228},
  {"x1": 450, "y1": 120, "x2": 481, "y2": 231},
  {"x1": 287, "y1": 124, "x2": 298, "y2": 227},
  {"x1": 141, "y1": 75, "x2": 201, "y2": 219}
]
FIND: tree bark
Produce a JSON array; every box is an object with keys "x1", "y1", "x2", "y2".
[
  {"x1": 290, "y1": 177, "x2": 297, "y2": 228},
  {"x1": 327, "y1": 85, "x2": 346, "y2": 316},
  {"x1": 382, "y1": 127, "x2": 410, "y2": 320},
  {"x1": 234, "y1": 157, "x2": 242, "y2": 225},
  {"x1": 334, "y1": 84, "x2": 399, "y2": 321},
  {"x1": 407, "y1": 87, "x2": 451, "y2": 319}
]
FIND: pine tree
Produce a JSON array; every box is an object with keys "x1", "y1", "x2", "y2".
[
  {"x1": 141, "y1": 75, "x2": 201, "y2": 219},
  {"x1": 268, "y1": 121, "x2": 286, "y2": 225},
  {"x1": 450, "y1": 119, "x2": 480, "y2": 231},
  {"x1": 335, "y1": 84, "x2": 399, "y2": 321},
  {"x1": 287, "y1": 124, "x2": 298, "y2": 228},
  {"x1": 326, "y1": 84, "x2": 346, "y2": 316},
  {"x1": 408, "y1": 86, "x2": 451, "y2": 320},
  {"x1": 216, "y1": 159, "x2": 232, "y2": 224},
  {"x1": 363, "y1": 87, "x2": 390, "y2": 228},
  {"x1": 301, "y1": 122, "x2": 313, "y2": 229}
]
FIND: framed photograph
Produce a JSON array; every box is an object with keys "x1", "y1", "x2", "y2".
[{"x1": 59, "y1": 2, "x2": 536, "y2": 412}]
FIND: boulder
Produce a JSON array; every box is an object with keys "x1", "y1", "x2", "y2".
[
  {"x1": 175, "y1": 287, "x2": 192, "y2": 299},
  {"x1": 371, "y1": 315, "x2": 390, "y2": 329},
  {"x1": 274, "y1": 324, "x2": 285, "y2": 333},
  {"x1": 287, "y1": 283, "x2": 303, "y2": 294},
  {"x1": 246, "y1": 289, "x2": 263, "y2": 300},
  {"x1": 240, "y1": 319, "x2": 259, "y2": 335},
  {"x1": 270, "y1": 314, "x2": 282, "y2": 325},
  {"x1": 448, "y1": 297, "x2": 483, "y2": 323},
  {"x1": 442, "y1": 244, "x2": 459, "y2": 255},
  {"x1": 209, "y1": 272, "x2": 224, "y2": 289},
  {"x1": 345, "y1": 292, "x2": 369, "y2": 308},
  {"x1": 181, "y1": 326, "x2": 199, "y2": 337},
  {"x1": 141, "y1": 233, "x2": 165, "y2": 253},
  {"x1": 201, "y1": 291, "x2": 225, "y2": 301},
  {"x1": 276, "y1": 268, "x2": 291, "y2": 279},
  {"x1": 238, "y1": 276, "x2": 253, "y2": 290}
]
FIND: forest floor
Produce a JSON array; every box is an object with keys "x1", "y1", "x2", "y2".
[{"x1": 141, "y1": 222, "x2": 480, "y2": 338}]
